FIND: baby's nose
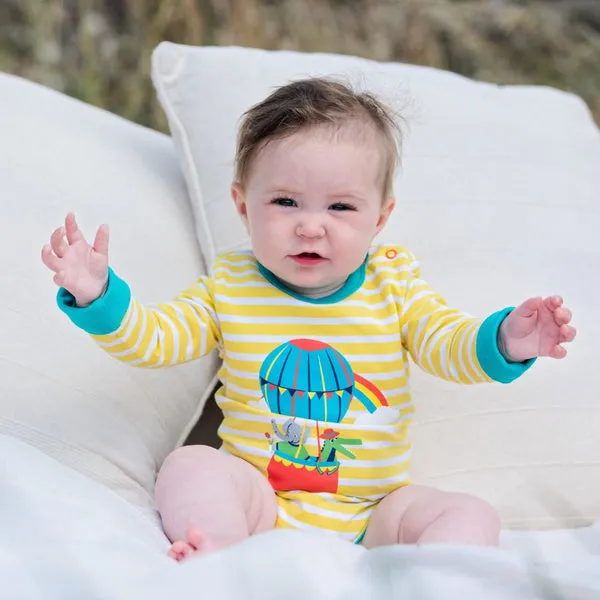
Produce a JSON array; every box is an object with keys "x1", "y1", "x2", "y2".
[{"x1": 296, "y1": 216, "x2": 326, "y2": 238}]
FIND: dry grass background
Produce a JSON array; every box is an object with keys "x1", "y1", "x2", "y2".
[{"x1": 2, "y1": 0, "x2": 599, "y2": 132}]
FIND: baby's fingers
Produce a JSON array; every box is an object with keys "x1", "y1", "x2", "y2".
[
  {"x1": 52, "y1": 270, "x2": 67, "y2": 287},
  {"x1": 50, "y1": 227, "x2": 68, "y2": 258},
  {"x1": 554, "y1": 307, "x2": 572, "y2": 325},
  {"x1": 559, "y1": 324, "x2": 577, "y2": 344},
  {"x1": 64, "y1": 212, "x2": 85, "y2": 245},
  {"x1": 53, "y1": 269, "x2": 79, "y2": 292},
  {"x1": 550, "y1": 345, "x2": 568, "y2": 359},
  {"x1": 41, "y1": 244, "x2": 61, "y2": 273},
  {"x1": 92, "y1": 224, "x2": 110, "y2": 257},
  {"x1": 543, "y1": 295, "x2": 563, "y2": 311}
]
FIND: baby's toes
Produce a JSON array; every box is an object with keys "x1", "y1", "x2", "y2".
[{"x1": 168, "y1": 540, "x2": 195, "y2": 561}]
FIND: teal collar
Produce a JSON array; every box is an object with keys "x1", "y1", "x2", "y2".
[{"x1": 256, "y1": 257, "x2": 368, "y2": 304}]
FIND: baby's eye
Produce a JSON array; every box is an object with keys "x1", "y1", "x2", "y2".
[
  {"x1": 329, "y1": 203, "x2": 356, "y2": 212},
  {"x1": 272, "y1": 197, "x2": 297, "y2": 207}
]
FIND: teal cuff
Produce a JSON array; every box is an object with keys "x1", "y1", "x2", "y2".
[
  {"x1": 56, "y1": 267, "x2": 131, "y2": 335},
  {"x1": 476, "y1": 308, "x2": 536, "y2": 384}
]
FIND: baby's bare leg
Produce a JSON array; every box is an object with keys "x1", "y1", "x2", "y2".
[
  {"x1": 362, "y1": 485, "x2": 500, "y2": 548},
  {"x1": 155, "y1": 445, "x2": 277, "y2": 560}
]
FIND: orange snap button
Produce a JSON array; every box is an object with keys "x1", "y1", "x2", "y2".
[{"x1": 385, "y1": 249, "x2": 397, "y2": 259}]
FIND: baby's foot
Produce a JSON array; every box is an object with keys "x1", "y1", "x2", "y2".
[{"x1": 167, "y1": 526, "x2": 215, "y2": 562}]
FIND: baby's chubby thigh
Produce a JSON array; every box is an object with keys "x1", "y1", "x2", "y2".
[
  {"x1": 361, "y1": 485, "x2": 501, "y2": 548},
  {"x1": 155, "y1": 445, "x2": 277, "y2": 544}
]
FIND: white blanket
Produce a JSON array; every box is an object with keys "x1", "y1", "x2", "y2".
[{"x1": 2, "y1": 435, "x2": 599, "y2": 600}]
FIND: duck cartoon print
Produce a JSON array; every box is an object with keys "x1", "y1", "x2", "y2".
[{"x1": 261, "y1": 338, "x2": 388, "y2": 494}]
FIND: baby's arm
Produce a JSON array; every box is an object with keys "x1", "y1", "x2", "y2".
[
  {"x1": 58, "y1": 269, "x2": 220, "y2": 367},
  {"x1": 42, "y1": 213, "x2": 220, "y2": 367},
  {"x1": 399, "y1": 253, "x2": 534, "y2": 385}
]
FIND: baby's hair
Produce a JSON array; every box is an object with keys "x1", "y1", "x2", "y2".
[{"x1": 234, "y1": 77, "x2": 402, "y2": 199}]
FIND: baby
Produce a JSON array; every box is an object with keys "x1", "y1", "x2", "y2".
[{"x1": 42, "y1": 77, "x2": 576, "y2": 560}]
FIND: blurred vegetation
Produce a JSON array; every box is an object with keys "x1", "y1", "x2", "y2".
[{"x1": 2, "y1": 0, "x2": 599, "y2": 131}]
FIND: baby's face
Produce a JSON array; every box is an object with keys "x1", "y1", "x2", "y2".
[{"x1": 232, "y1": 126, "x2": 395, "y2": 290}]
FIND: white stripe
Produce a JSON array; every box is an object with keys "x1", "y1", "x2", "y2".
[
  {"x1": 222, "y1": 364, "x2": 257, "y2": 381},
  {"x1": 95, "y1": 300, "x2": 135, "y2": 343},
  {"x1": 96, "y1": 302, "x2": 139, "y2": 348},
  {"x1": 219, "y1": 425, "x2": 271, "y2": 441},
  {"x1": 457, "y1": 323, "x2": 477, "y2": 384},
  {"x1": 171, "y1": 304, "x2": 194, "y2": 361},
  {"x1": 215, "y1": 294, "x2": 297, "y2": 306},
  {"x1": 422, "y1": 320, "x2": 463, "y2": 380},
  {"x1": 276, "y1": 509, "x2": 357, "y2": 540},
  {"x1": 218, "y1": 313, "x2": 399, "y2": 326},
  {"x1": 163, "y1": 310, "x2": 181, "y2": 366},
  {"x1": 213, "y1": 266, "x2": 259, "y2": 278},
  {"x1": 412, "y1": 306, "x2": 452, "y2": 367},
  {"x1": 215, "y1": 293, "x2": 399, "y2": 312},
  {"x1": 216, "y1": 258, "x2": 257, "y2": 268},
  {"x1": 225, "y1": 380, "x2": 262, "y2": 398},
  {"x1": 157, "y1": 320, "x2": 166, "y2": 366},
  {"x1": 438, "y1": 338, "x2": 457, "y2": 381},
  {"x1": 466, "y1": 323, "x2": 484, "y2": 378},
  {"x1": 343, "y1": 438, "x2": 411, "y2": 451},
  {"x1": 225, "y1": 441, "x2": 270, "y2": 460},
  {"x1": 346, "y1": 452, "x2": 411, "y2": 469},
  {"x1": 279, "y1": 499, "x2": 373, "y2": 524},
  {"x1": 214, "y1": 279, "x2": 271, "y2": 288},
  {"x1": 402, "y1": 287, "x2": 440, "y2": 315},
  {"x1": 365, "y1": 265, "x2": 411, "y2": 277},
  {"x1": 339, "y1": 471, "x2": 410, "y2": 488},
  {"x1": 222, "y1": 332, "x2": 402, "y2": 344},
  {"x1": 359, "y1": 283, "x2": 407, "y2": 297},
  {"x1": 447, "y1": 338, "x2": 460, "y2": 382},
  {"x1": 412, "y1": 317, "x2": 429, "y2": 365},
  {"x1": 125, "y1": 305, "x2": 148, "y2": 358},
  {"x1": 224, "y1": 349, "x2": 405, "y2": 363},
  {"x1": 218, "y1": 410, "x2": 273, "y2": 424},
  {"x1": 156, "y1": 310, "x2": 180, "y2": 366},
  {"x1": 130, "y1": 310, "x2": 180, "y2": 366},
  {"x1": 362, "y1": 369, "x2": 406, "y2": 381},
  {"x1": 341, "y1": 296, "x2": 399, "y2": 311},
  {"x1": 369, "y1": 265, "x2": 411, "y2": 275},
  {"x1": 317, "y1": 492, "x2": 375, "y2": 504},
  {"x1": 179, "y1": 293, "x2": 219, "y2": 328},
  {"x1": 104, "y1": 308, "x2": 147, "y2": 358},
  {"x1": 377, "y1": 385, "x2": 411, "y2": 397},
  {"x1": 177, "y1": 296, "x2": 216, "y2": 355}
]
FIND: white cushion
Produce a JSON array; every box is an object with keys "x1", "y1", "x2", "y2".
[
  {"x1": 0, "y1": 73, "x2": 220, "y2": 512},
  {"x1": 151, "y1": 42, "x2": 600, "y2": 528}
]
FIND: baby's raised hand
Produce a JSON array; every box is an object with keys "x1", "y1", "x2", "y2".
[
  {"x1": 41, "y1": 212, "x2": 109, "y2": 307},
  {"x1": 499, "y1": 296, "x2": 576, "y2": 362}
]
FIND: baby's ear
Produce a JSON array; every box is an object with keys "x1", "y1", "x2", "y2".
[
  {"x1": 376, "y1": 197, "x2": 396, "y2": 232},
  {"x1": 231, "y1": 182, "x2": 249, "y2": 227}
]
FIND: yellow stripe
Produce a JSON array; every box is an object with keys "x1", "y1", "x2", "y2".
[{"x1": 278, "y1": 500, "x2": 367, "y2": 533}]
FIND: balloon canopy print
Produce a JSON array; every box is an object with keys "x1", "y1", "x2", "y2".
[{"x1": 259, "y1": 339, "x2": 388, "y2": 421}]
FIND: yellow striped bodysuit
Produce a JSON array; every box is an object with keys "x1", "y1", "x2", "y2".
[{"x1": 57, "y1": 244, "x2": 533, "y2": 542}]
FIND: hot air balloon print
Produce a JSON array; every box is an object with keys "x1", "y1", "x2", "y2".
[{"x1": 261, "y1": 339, "x2": 388, "y2": 493}]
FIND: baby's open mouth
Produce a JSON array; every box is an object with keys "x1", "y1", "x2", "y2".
[
  {"x1": 297, "y1": 252, "x2": 322, "y2": 259},
  {"x1": 291, "y1": 252, "x2": 326, "y2": 264}
]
